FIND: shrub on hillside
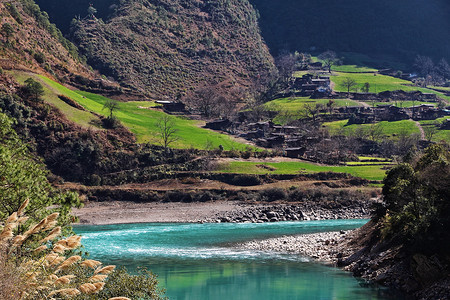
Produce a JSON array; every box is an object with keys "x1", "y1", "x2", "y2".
[
  {"x1": 259, "y1": 188, "x2": 287, "y2": 202},
  {"x1": 230, "y1": 174, "x2": 262, "y2": 186}
]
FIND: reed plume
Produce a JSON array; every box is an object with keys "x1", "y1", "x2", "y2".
[{"x1": 0, "y1": 199, "x2": 132, "y2": 299}]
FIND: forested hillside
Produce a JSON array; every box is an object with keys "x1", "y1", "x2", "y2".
[
  {"x1": 66, "y1": 0, "x2": 275, "y2": 99},
  {"x1": 250, "y1": 0, "x2": 450, "y2": 64}
]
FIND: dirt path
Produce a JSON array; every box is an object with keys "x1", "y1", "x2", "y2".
[{"x1": 414, "y1": 120, "x2": 425, "y2": 140}]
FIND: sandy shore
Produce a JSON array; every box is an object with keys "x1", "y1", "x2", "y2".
[{"x1": 73, "y1": 200, "x2": 246, "y2": 224}]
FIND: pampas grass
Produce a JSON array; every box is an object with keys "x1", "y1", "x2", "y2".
[
  {"x1": 81, "y1": 259, "x2": 102, "y2": 269},
  {"x1": 0, "y1": 199, "x2": 131, "y2": 299}
]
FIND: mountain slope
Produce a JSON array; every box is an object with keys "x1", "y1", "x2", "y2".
[
  {"x1": 0, "y1": 0, "x2": 92, "y2": 81},
  {"x1": 70, "y1": 0, "x2": 275, "y2": 99},
  {"x1": 250, "y1": 0, "x2": 450, "y2": 63}
]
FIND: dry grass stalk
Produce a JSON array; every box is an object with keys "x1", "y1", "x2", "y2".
[
  {"x1": 88, "y1": 274, "x2": 108, "y2": 282},
  {"x1": 48, "y1": 288, "x2": 81, "y2": 297},
  {"x1": 95, "y1": 265, "x2": 116, "y2": 275},
  {"x1": 52, "y1": 244, "x2": 66, "y2": 254},
  {"x1": 81, "y1": 259, "x2": 102, "y2": 269},
  {"x1": 39, "y1": 226, "x2": 61, "y2": 244},
  {"x1": 17, "y1": 199, "x2": 29, "y2": 216},
  {"x1": 6, "y1": 212, "x2": 18, "y2": 224},
  {"x1": 0, "y1": 227, "x2": 14, "y2": 241},
  {"x1": 108, "y1": 297, "x2": 132, "y2": 300},
  {"x1": 54, "y1": 274, "x2": 76, "y2": 285},
  {"x1": 93, "y1": 282, "x2": 105, "y2": 292},
  {"x1": 42, "y1": 220, "x2": 58, "y2": 231},
  {"x1": 46, "y1": 213, "x2": 59, "y2": 223},
  {"x1": 0, "y1": 200, "x2": 130, "y2": 299},
  {"x1": 17, "y1": 216, "x2": 29, "y2": 225},
  {"x1": 79, "y1": 283, "x2": 97, "y2": 294},
  {"x1": 57, "y1": 255, "x2": 81, "y2": 271},
  {"x1": 25, "y1": 218, "x2": 48, "y2": 236}
]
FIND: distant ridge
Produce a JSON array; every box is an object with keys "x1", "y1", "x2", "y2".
[{"x1": 250, "y1": 0, "x2": 450, "y2": 63}]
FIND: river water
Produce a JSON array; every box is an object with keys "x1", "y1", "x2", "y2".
[{"x1": 74, "y1": 220, "x2": 402, "y2": 300}]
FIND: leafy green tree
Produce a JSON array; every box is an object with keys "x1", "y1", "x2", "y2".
[
  {"x1": 0, "y1": 112, "x2": 80, "y2": 224},
  {"x1": 381, "y1": 144, "x2": 450, "y2": 246},
  {"x1": 102, "y1": 99, "x2": 120, "y2": 128},
  {"x1": 23, "y1": 77, "x2": 44, "y2": 101},
  {"x1": 103, "y1": 99, "x2": 119, "y2": 119}
]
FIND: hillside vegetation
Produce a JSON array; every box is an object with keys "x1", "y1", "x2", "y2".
[
  {"x1": 0, "y1": 0, "x2": 92, "y2": 81},
  {"x1": 251, "y1": 0, "x2": 450, "y2": 64},
  {"x1": 70, "y1": 0, "x2": 275, "y2": 99},
  {"x1": 12, "y1": 71, "x2": 254, "y2": 150}
]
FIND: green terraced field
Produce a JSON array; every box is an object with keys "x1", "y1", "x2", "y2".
[
  {"x1": 265, "y1": 97, "x2": 361, "y2": 111},
  {"x1": 11, "y1": 71, "x2": 101, "y2": 128},
  {"x1": 323, "y1": 119, "x2": 420, "y2": 137},
  {"x1": 331, "y1": 72, "x2": 450, "y2": 101},
  {"x1": 419, "y1": 117, "x2": 450, "y2": 143},
  {"x1": 11, "y1": 72, "x2": 254, "y2": 151},
  {"x1": 74, "y1": 90, "x2": 256, "y2": 150},
  {"x1": 331, "y1": 65, "x2": 378, "y2": 73},
  {"x1": 216, "y1": 161, "x2": 388, "y2": 181},
  {"x1": 370, "y1": 101, "x2": 438, "y2": 108},
  {"x1": 264, "y1": 97, "x2": 362, "y2": 124}
]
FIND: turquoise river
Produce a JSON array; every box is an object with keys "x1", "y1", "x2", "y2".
[{"x1": 74, "y1": 219, "x2": 403, "y2": 300}]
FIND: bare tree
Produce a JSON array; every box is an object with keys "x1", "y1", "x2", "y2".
[
  {"x1": 190, "y1": 82, "x2": 240, "y2": 118},
  {"x1": 303, "y1": 103, "x2": 322, "y2": 123},
  {"x1": 361, "y1": 82, "x2": 370, "y2": 93},
  {"x1": 368, "y1": 123, "x2": 384, "y2": 142},
  {"x1": 326, "y1": 99, "x2": 335, "y2": 114},
  {"x1": 275, "y1": 52, "x2": 296, "y2": 83},
  {"x1": 318, "y1": 50, "x2": 340, "y2": 73},
  {"x1": 414, "y1": 55, "x2": 434, "y2": 77},
  {"x1": 157, "y1": 115, "x2": 179, "y2": 148},
  {"x1": 424, "y1": 123, "x2": 438, "y2": 142},
  {"x1": 437, "y1": 58, "x2": 450, "y2": 80},
  {"x1": 340, "y1": 77, "x2": 358, "y2": 95}
]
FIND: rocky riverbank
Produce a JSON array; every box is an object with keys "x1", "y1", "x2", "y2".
[
  {"x1": 238, "y1": 230, "x2": 353, "y2": 263},
  {"x1": 237, "y1": 222, "x2": 450, "y2": 300},
  {"x1": 202, "y1": 203, "x2": 370, "y2": 223}
]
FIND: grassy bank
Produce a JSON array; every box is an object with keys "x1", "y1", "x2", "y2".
[{"x1": 216, "y1": 160, "x2": 387, "y2": 181}]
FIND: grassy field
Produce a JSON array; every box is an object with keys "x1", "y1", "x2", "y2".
[
  {"x1": 265, "y1": 97, "x2": 361, "y2": 111},
  {"x1": 323, "y1": 119, "x2": 420, "y2": 137},
  {"x1": 419, "y1": 117, "x2": 450, "y2": 143},
  {"x1": 331, "y1": 65, "x2": 378, "y2": 73},
  {"x1": 264, "y1": 97, "x2": 363, "y2": 124},
  {"x1": 10, "y1": 71, "x2": 101, "y2": 128},
  {"x1": 331, "y1": 72, "x2": 450, "y2": 101},
  {"x1": 11, "y1": 72, "x2": 254, "y2": 150},
  {"x1": 430, "y1": 86, "x2": 450, "y2": 92},
  {"x1": 216, "y1": 161, "x2": 388, "y2": 181},
  {"x1": 370, "y1": 101, "x2": 438, "y2": 108},
  {"x1": 74, "y1": 91, "x2": 255, "y2": 150}
]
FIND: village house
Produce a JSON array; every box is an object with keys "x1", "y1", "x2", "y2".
[{"x1": 155, "y1": 100, "x2": 186, "y2": 113}]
